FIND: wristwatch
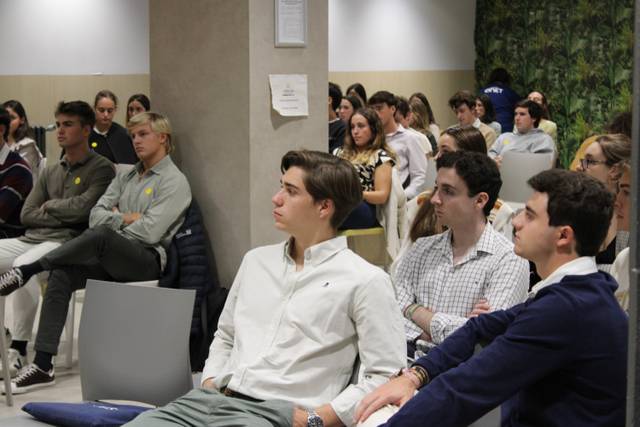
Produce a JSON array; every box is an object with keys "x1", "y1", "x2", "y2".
[{"x1": 307, "y1": 409, "x2": 324, "y2": 427}]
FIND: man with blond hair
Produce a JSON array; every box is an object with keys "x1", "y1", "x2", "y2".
[{"x1": 0, "y1": 112, "x2": 191, "y2": 394}]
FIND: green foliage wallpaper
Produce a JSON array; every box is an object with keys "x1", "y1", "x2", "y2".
[{"x1": 475, "y1": 0, "x2": 634, "y2": 167}]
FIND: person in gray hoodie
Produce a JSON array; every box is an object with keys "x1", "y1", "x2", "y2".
[{"x1": 488, "y1": 100, "x2": 555, "y2": 166}]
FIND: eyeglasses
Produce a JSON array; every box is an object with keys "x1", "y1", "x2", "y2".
[{"x1": 579, "y1": 158, "x2": 607, "y2": 170}]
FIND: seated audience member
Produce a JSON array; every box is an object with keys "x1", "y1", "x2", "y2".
[
  {"x1": 395, "y1": 127, "x2": 488, "y2": 272},
  {"x1": 480, "y1": 67, "x2": 520, "y2": 133},
  {"x1": 0, "y1": 112, "x2": 190, "y2": 393},
  {"x1": 448, "y1": 90, "x2": 497, "y2": 149},
  {"x1": 338, "y1": 95, "x2": 362, "y2": 124},
  {"x1": 527, "y1": 90, "x2": 557, "y2": 143},
  {"x1": 394, "y1": 96, "x2": 432, "y2": 156},
  {"x1": 409, "y1": 92, "x2": 440, "y2": 139},
  {"x1": 395, "y1": 151, "x2": 528, "y2": 357},
  {"x1": 126, "y1": 93, "x2": 151, "y2": 123},
  {"x1": 369, "y1": 91, "x2": 427, "y2": 200},
  {"x1": 329, "y1": 82, "x2": 347, "y2": 153},
  {"x1": 346, "y1": 82, "x2": 367, "y2": 106},
  {"x1": 0, "y1": 109, "x2": 33, "y2": 238},
  {"x1": 569, "y1": 111, "x2": 631, "y2": 171},
  {"x1": 577, "y1": 133, "x2": 631, "y2": 272},
  {"x1": 3, "y1": 100, "x2": 43, "y2": 179},
  {"x1": 125, "y1": 150, "x2": 406, "y2": 427},
  {"x1": 89, "y1": 90, "x2": 138, "y2": 164},
  {"x1": 475, "y1": 93, "x2": 502, "y2": 136},
  {"x1": 356, "y1": 169, "x2": 627, "y2": 427},
  {"x1": 611, "y1": 160, "x2": 631, "y2": 310},
  {"x1": 0, "y1": 101, "x2": 115, "y2": 377},
  {"x1": 335, "y1": 108, "x2": 396, "y2": 229},
  {"x1": 408, "y1": 97, "x2": 437, "y2": 152},
  {"x1": 488, "y1": 100, "x2": 555, "y2": 163}
]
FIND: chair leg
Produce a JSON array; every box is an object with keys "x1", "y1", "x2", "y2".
[
  {"x1": 63, "y1": 293, "x2": 75, "y2": 369},
  {"x1": 0, "y1": 298, "x2": 13, "y2": 406}
]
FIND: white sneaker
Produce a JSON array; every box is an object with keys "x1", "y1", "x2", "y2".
[{"x1": 0, "y1": 349, "x2": 26, "y2": 379}]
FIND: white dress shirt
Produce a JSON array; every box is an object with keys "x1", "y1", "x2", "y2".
[
  {"x1": 395, "y1": 223, "x2": 529, "y2": 344},
  {"x1": 202, "y1": 236, "x2": 406, "y2": 426},
  {"x1": 386, "y1": 125, "x2": 428, "y2": 200}
]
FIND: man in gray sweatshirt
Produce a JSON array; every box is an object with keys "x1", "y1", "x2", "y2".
[{"x1": 488, "y1": 100, "x2": 555, "y2": 165}]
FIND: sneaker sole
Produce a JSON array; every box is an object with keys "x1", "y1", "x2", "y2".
[{"x1": 3, "y1": 378, "x2": 55, "y2": 395}]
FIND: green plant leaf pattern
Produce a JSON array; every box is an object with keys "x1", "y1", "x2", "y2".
[{"x1": 475, "y1": 0, "x2": 633, "y2": 168}]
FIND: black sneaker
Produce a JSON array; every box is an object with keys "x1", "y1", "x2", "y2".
[
  {"x1": 0, "y1": 268, "x2": 24, "y2": 296},
  {"x1": 3, "y1": 364, "x2": 55, "y2": 395}
]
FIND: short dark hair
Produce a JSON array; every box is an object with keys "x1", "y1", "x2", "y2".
[
  {"x1": 55, "y1": 101, "x2": 96, "y2": 128},
  {"x1": 448, "y1": 90, "x2": 476, "y2": 110},
  {"x1": 94, "y1": 89, "x2": 118, "y2": 108},
  {"x1": 527, "y1": 169, "x2": 614, "y2": 256},
  {"x1": 475, "y1": 93, "x2": 497, "y2": 124},
  {"x1": 329, "y1": 82, "x2": 343, "y2": 111},
  {"x1": 346, "y1": 83, "x2": 367, "y2": 104},
  {"x1": 280, "y1": 150, "x2": 362, "y2": 229},
  {"x1": 515, "y1": 99, "x2": 543, "y2": 127},
  {"x1": 436, "y1": 151, "x2": 502, "y2": 216},
  {"x1": 3, "y1": 100, "x2": 33, "y2": 141},
  {"x1": 605, "y1": 111, "x2": 632, "y2": 137},
  {"x1": 488, "y1": 67, "x2": 512, "y2": 86},
  {"x1": 395, "y1": 96, "x2": 410, "y2": 118},
  {"x1": 368, "y1": 91, "x2": 397, "y2": 108},
  {"x1": 0, "y1": 109, "x2": 10, "y2": 140},
  {"x1": 441, "y1": 127, "x2": 487, "y2": 154}
]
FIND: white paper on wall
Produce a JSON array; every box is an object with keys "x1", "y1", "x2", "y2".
[{"x1": 269, "y1": 74, "x2": 309, "y2": 117}]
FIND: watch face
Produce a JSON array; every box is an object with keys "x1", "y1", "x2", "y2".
[{"x1": 308, "y1": 413, "x2": 324, "y2": 427}]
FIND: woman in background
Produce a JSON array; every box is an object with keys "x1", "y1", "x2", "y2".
[
  {"x1": 335, "y1": 108, "x2": 395, "y2": 229},
  {"x1": 409, "y1": 92, "x2": 439, "y2": 140},
  {"x1": 3, "y1": 100, "x2": 43, "y2": 179},
  {"x1": 346, "y1": 83, "x2": 367, "y2": 106},
  {"x1": 475, "y1": 94, "x2": 502, "y2": 136},
  {"x1": 89, "y1": 90, "x2": 137, "y2": 164},
  {"x1": 527, "y1": 91, "x2": 557, "y2": 143},
  {"x1": 338, "y1": 95, "x2": 362, "y2": 124},
  {"x1": 126, "y1": 93, "x2": 151, "y2": 123}
]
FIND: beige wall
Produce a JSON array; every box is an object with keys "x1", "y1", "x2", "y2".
[
  {"x1": 0, "y1": 74, "x2": 150, "y2": 159},
  {"x1": 329, "y1": 70, "x2": 476, "y2": 130},
  {"x1": 150, "y1": 0, "x2": 327, "y2": 286}
]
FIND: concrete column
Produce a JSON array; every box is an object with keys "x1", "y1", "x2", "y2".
[{"x1": 150, "y1": 0, "x2": 327, "y2": 286}]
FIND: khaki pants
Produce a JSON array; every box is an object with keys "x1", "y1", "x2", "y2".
[{"x1": 125, "y1": 388, "x2": 294, "y2": 427}]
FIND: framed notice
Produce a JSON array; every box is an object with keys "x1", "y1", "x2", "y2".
[{"x1": 275, "y1": 0, "x2": 307, "y2": 47}]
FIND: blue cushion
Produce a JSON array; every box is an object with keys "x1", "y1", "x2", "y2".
[{"x1": 22, "y1": 401, "x2": 151, "y2": 427}]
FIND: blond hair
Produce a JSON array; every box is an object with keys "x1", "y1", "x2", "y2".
[{"x1": 127, "y1": 112, "x2": 173, "y2": 154}]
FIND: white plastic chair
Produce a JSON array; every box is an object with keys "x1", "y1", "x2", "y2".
[{"x1": 498, "y1": 152, "x2": 554, "y2": 204}]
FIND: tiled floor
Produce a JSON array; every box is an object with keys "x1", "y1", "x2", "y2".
[{"x1": 0, "y1": 296, "x2": 84, "y2": 419}]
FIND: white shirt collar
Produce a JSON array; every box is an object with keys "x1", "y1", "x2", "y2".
[
  {"x1": 472, "y1": 118, "x2": 482, "y2": 129},
  {"x1": 0, "y1": 142, "x2": 11, "y2": 165},
  {"x1": 93, "y1": 126, "x2": 109, "y2": 136},
  {"x1": 386, "y1": 124, "x2": 405, "y2": 138},
  {"x1": 283, "y1": 235, "x2": 348, "y2": 267},
  {"x1": 529, "y1": 256, "x2": 598, "y2": 296}
]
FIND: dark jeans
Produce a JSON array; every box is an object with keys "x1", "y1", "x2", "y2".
[{"x1": 34, "y1": 225, "x2": 161, "y2": 355}]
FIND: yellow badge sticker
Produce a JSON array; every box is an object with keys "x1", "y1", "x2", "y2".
[
  {"x1": 74, "y1": 177, "x2": 81, "y2": 185},
  {"x1": 145, "y1": 187, "x2": 153, "y2": 195},
  {"x1": 503, "y1": 138, "x2": 510, "y2": 145},
  {"x1": 91, "y1": 142, "x2": 98, "y2": 148}
]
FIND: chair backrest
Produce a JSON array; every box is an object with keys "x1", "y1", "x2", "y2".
[
  {"x1": 79, "y1": 280, "x2": 195, "y2": 407},
  {"x1": 498, "y1": 152, "x2": 554, "y2": 204},
  {"x1": 424, "y1": 156, "x2": 437, "y2": 190}
]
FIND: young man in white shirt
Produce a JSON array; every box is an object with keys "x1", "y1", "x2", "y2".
[
  {"x1": 448, "y1": 90, "x2": 497, "y2": 149},
  {"x1": 395, "y1": 151, "x2": 529, "y2": 355},
  {"x1": 369, "y1": 91, "x2": 427, "y2": 200},
  {"x1": 126, "y1": 150, "x2": 406, "y2": 427}
]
